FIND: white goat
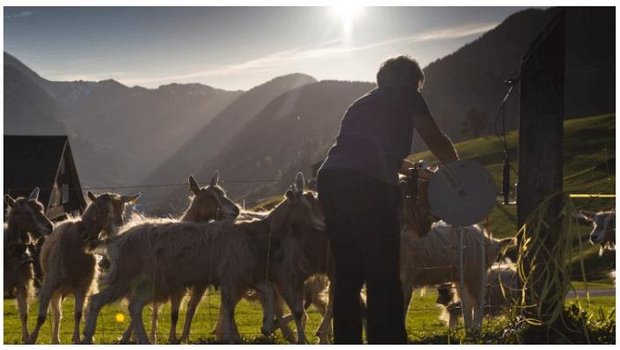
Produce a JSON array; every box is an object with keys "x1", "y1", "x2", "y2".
[
  {"x1": 400, "y1": 221, "x2": 515, "y2": 332},
  {"x1": 26, "y1": 191, "x2": 139, "y2": 344}
]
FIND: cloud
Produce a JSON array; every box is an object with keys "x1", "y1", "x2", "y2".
[
  {"x1": 118, "y1": 21, "x2": 499, "y2": 87},
  {"x1": 5, "y1": 10, "x2": 34, "y2": 19}
]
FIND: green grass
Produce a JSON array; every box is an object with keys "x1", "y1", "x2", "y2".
[
  {"x1": 4, "y1": 287, "x2": 614, "y2": 344},
  {"x1": 408, "y1": 113, "x2": 615, "y2": 231}
]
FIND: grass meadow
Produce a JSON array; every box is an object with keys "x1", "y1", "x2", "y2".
[{"x1": 3, "y1": 284, "x2": 615, "y2": 344}]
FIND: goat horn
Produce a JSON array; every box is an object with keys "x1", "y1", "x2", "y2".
[
  {"x1": 29, "y1": 187, "x2": 40, "y2": 201},
  {"x1": 295, "y1": 172, "x2": 305, "y2": 193},
  {"x1": 121, "y1": 193, "x2": 141, "y2": 203},
  {"x1": 211, "y1": 171, "x2": 220, "y2": 187}
]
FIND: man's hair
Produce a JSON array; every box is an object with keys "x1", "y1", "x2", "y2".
[{"x1": 376, "y1": 55, "x2": 425, "y2": 90}]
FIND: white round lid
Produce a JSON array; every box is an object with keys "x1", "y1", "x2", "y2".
[{"x1": 428, "y1": 160, "x2": 497, "y2": 226}]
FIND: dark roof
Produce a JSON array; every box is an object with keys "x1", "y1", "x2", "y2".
[{"x1": 4, "y1": 135, "x2": 68, "y2": 206}]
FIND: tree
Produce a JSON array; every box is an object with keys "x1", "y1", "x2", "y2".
[{"x1": 461, "y1": 107, "x2": 489, "y2": 138}]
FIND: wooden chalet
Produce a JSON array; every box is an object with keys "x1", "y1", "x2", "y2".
[{"x1": 4, "y1": 135, "x2": 87, "y2": 221}]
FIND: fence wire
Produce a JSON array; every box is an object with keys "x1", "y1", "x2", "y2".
[
  {"x1": 3, "y1": 166, "x2": 615, "y2": 344},
  {"x1": 4, "y1": 285, "x2": 527, "y2": 344}
]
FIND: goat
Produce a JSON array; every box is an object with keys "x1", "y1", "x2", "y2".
[
  {"x1": 4, "y1": 188, "x2": 54, "y2": 342},
  {"x1": 117, "y1": 172, "x2": 240, "y2": 344},
  {"x1": 25, "y1": 191, "x2": 140, "y2": 344},
  {"x1": 239, "y1": 173, "x2": 337, "y2": 344},
  {"x1": 400, "y1": 221, "x2": 514, "y2": 332},
  {"x1": 81, "y1": 173, "x2": 326, "y2": 344},
  {"x1": 209, "y1": 174, "x2": 333, "y2": 344},
  {"x1": 436, "y1": 264, "x2": 519, "y2": 329},
  {"x1": 578, "y1": 209, "x2": 615, "y2": 254},
  {"x1": 264, "y1": 174, "x2": 330, "y2": 344}
]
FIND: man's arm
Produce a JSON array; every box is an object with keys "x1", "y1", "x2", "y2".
[{"x1": 413, "y1": 110, "x2": 459, "y2": 165}]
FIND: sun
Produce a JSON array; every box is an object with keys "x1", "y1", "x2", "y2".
[
  {"x1": 331, "y1": 1, "x2": 364, "y2": 22},
  {"x1": 330, "y1": 1, "x2": 365, "y2": 38}
]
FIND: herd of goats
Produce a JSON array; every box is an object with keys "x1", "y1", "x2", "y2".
[{"x1": 4, "y1": 164, "x2": 615, "y2": 344}]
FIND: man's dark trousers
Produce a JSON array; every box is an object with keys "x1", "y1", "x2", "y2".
[{"x1": 318, "y1": 168, "x2": 407, "y2": 344}]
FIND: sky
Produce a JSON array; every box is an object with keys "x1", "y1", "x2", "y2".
[{"x1": 4, "y1": 6, "x2": 535, "y2": 90}]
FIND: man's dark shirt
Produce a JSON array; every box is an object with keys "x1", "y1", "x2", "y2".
[{"x1": 319, "y1": 85, "x2": 430, "y2": 186}]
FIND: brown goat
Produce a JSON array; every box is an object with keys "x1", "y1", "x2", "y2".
[
  {"x1": 82, "y1": 173, "x2": 326, "y2": 344},
  {"x1": 4, "y1": 188, "x2": 54, "y2": 342},
  {"x1": 118, "y1": 172, "x2": 240, "y2": 344},
  {"x1": 25, "y1": 191, "x2": 140, "y2": 344}
]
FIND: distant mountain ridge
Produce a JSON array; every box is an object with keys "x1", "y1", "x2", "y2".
[
  {"x1": 4, "y1": 52, "x2": 243, "y2": 186},
  {"x1": 141, "y1": 73, "x2": 318, "y2": 187}
]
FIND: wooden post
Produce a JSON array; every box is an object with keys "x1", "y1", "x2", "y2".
[{"x1": 517, "y1": 10, "x2": 565, "y2": 327}]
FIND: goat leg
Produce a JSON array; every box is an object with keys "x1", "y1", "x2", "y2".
[
  {"x1": 149, "y1": 302, "x2": 159, "y2": 344},
  {"x1": 26, "y1": 280, "x2": 54, "y2": 344},
  {"x1": 72, "y1": 291, "x2": 87, "y2": 344},
  {"x1": 273, "y1": 293, "x2": 297, "y2": 343},
  {"x1": 280, "y1": 282, "x2": 307, "y2": 344},
  {"x1": 180, "y1": 285, "x2": 207, "y2": 343},
  {"x1": 168, "y1": 291, "x2": 186, "y2": 344},
  {"x1": 15, "y1": 286, "x2": 29, "y2": 343},
  {"x1": 50, "y1": 294, "x2": 62, "y2": 344},
  {"x1": 254, "y1": 282, "x2": 277, "y2": 337},
  {"x1": 316, "y1": 281, "x2": 334, "y2": 344},
  {"x1": 217, "y1": 285, "x2": 242, "y2": 343},
  {"x1": 82, "y1": 283, "x2": 129, "y2": 344},
  {"x1": 119, "y1": 323, "x2": 134, "y2": 344},
  {"x1": 128, "y1": 296, "x2": 150, "y2": 344}
]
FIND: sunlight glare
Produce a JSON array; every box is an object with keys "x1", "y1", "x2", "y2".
[{"x1": 330, "y1": 1, "x2": 364, "y2": 40}]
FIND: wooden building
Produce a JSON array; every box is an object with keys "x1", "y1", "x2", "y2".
[{"x1": 4, "y1": 135, "x2": 87, "y2": 221}]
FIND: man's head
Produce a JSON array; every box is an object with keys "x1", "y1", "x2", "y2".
[{"x1": 377, "y1": 55, "x2": 424, "y2": 91}]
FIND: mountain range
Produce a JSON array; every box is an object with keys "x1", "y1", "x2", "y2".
[{"x1": 4, "y1": 7, "x2": 614, "y2": 212}]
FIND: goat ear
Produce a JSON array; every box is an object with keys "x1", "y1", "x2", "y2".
[
  {"x1": 573, "y1": 211, "x2": 591, "y2": 225},
  {"x1": 87, "y1": 191, "x2": 97, "y2": 202},
  {"x1": 5, "y1": 194, "x2": 16, "y2": 208},
  {"x1": 189, "y1": 175, "x2": 201, "y2": 195},
  {"x1": 295, "y1": 172, "x2": 305, "y2": 193},
  {"x1": 29, "y1": 187, "x2": 40, "y2": 201},
  {"x1": 210, "y1": 171, "x2": 220, "y2": 187},
  {"x1": 122, "y1": 193, "x2": 141, "y2": 203}
]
